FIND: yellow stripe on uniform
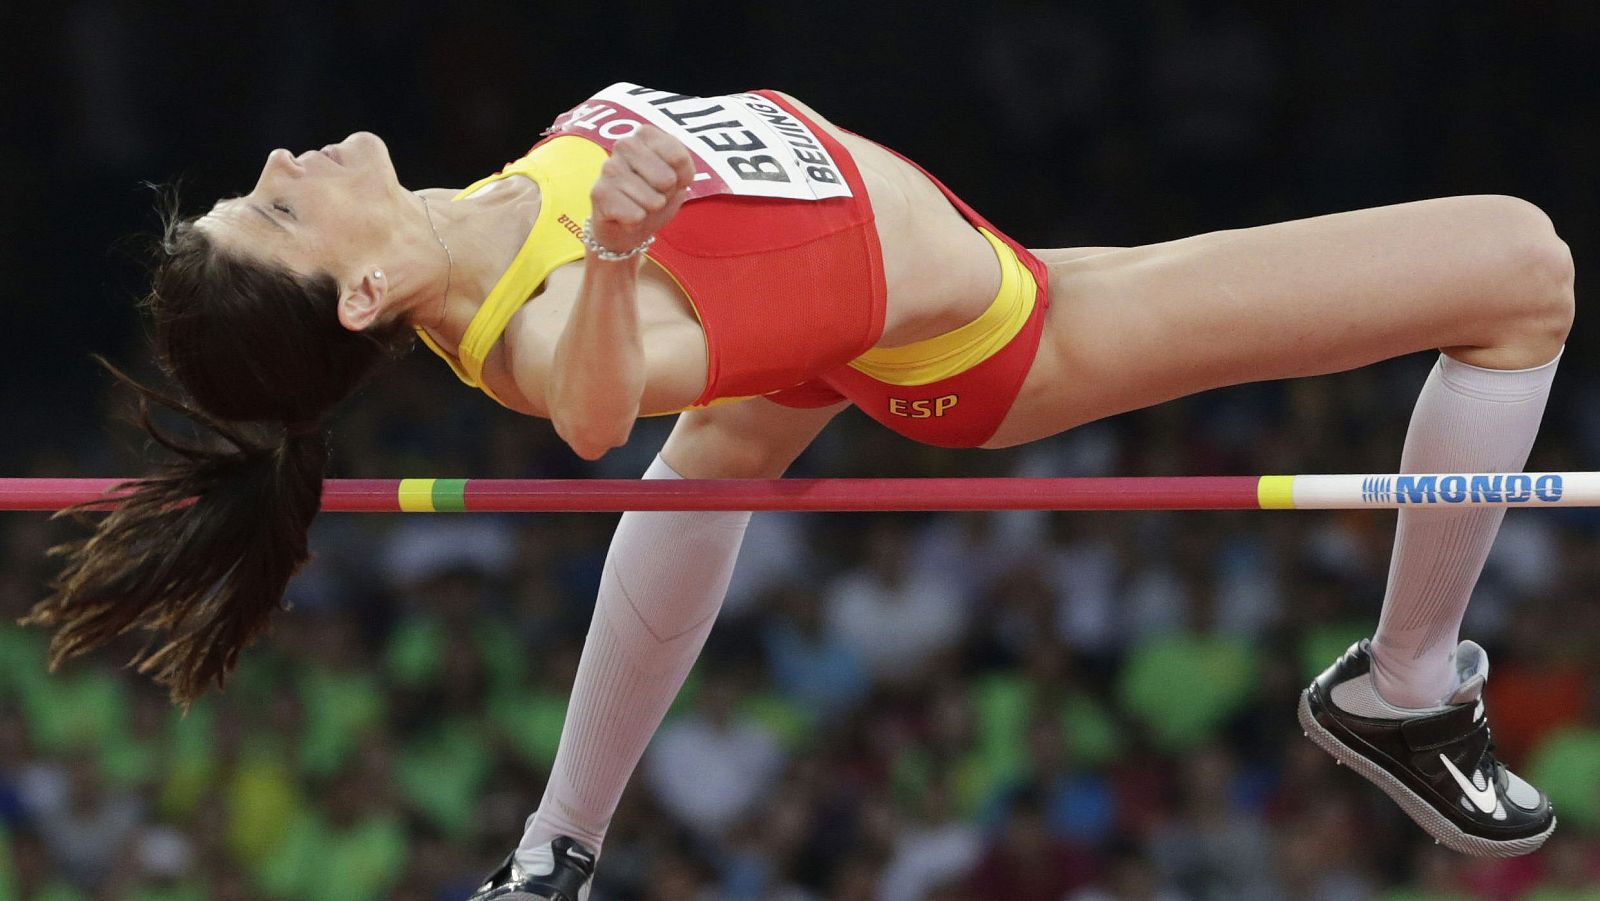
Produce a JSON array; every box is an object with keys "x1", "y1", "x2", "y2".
[
  {"x1": 1257, "y1": 475, "x2": 1295, "y2": 509},
  {"x1": 847, "y1": 228, "x2": 1036, "y2": 387},
  {"x1": 398, "y1": 478, "x2": 438, "y2": 513}
]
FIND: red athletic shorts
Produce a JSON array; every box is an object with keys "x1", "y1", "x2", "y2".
[{"x1": 767, "y1": 147, "x2": 1051, "y2": 449}]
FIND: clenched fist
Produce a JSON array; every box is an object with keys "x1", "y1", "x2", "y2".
[{"x1": 588, "y1": 125, "x2": 696, "y2": 256}]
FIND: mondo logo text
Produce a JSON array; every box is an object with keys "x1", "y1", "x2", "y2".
[{"x1": 1392, "y1": 473, "x2": 1563, "y2": 505}]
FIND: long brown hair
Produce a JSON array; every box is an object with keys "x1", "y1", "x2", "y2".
[{"x1": 21, "y1": 196, "x2": 411, "y2": 705}]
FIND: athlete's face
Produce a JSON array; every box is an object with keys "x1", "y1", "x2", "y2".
[{"x1": 196, "y1": 131, "x2": 405, "y2": 282}]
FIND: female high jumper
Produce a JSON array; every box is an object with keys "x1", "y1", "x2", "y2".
[{"x1": 26, "y1": 84, "x2": 1573, "y2": 899}]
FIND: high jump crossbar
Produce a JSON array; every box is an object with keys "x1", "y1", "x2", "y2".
[{"x1": 0, "y1": 473, "x2": 1594, "y2": 513}]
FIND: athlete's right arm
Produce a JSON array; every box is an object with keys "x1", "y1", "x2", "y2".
[{"x1": 544, "y1": 127, "x2": 696, "y2": 460}]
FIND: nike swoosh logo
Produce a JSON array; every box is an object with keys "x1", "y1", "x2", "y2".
[{"x1": 1440, "y1": 753, "x2": 1498, "y2": 814}]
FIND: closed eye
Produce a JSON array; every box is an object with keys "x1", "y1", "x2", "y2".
[{"x1": 272, "y1": 202, "x2": 294, "y2": 217}]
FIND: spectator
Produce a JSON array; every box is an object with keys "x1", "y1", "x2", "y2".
[
  {"x1": 878, "y1": 778, "x2": 983, "y2": 901},
  {"x1": 965, "y1": 788, "x2": 1100, "y2": 900},
  {"x1": 1146, "y1": 745, "x2": 1280, "y2": 900},
  {"x1": 643, "y1": 668, "x2": 787, "y2": 843},
  {"x1": 824, "y1": 520, "x2": 969, "y2": 688},
  {"x1": 1069, "y1": 840, "x2": 1189, "y2": 901},
  {"x1": 761, "y1": 584, "x2": 870, "y2": 717},
  {"x1": 18, "y1": 754, "x2": 143, "y2": 888}
]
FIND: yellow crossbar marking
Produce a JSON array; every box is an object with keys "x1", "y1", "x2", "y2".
[{"x1": 1258, "y1": 476, "x2": 1295, "y2": 509}]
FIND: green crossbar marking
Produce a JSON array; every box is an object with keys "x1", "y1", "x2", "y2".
[{"x1": 432, "y1": 479, "x2": 469, "y2": 512}]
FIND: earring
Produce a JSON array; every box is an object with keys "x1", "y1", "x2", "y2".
[{"x1": 373, "y1": 269, "x2": 385, "y2": 280}]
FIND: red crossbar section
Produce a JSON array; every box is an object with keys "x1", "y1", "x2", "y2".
[{"x1": 0, "y1": 477, "x2": 1265, "y2": 513}]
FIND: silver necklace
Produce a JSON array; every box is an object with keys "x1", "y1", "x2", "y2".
[{"x1": 417, "y1": 192, "x2": 454, "y2": 330}]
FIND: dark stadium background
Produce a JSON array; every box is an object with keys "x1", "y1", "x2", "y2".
[{"x1": 2, "y1": 2, "x2": 1598, "y2": 899}]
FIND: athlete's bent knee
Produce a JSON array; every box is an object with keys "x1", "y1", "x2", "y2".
[
  {"x1": 1477, "y1": 195, "x2": 1575, "y2": 351},
  {"x1": 1534, "y1": 235, "x2": 1577, "y2": 345}
]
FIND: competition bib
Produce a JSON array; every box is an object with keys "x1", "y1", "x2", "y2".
[{"x1": 542, "y1": 83, "x2": 853, "y2": 202}]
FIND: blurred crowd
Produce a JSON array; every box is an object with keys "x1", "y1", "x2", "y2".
[
  {"x1": 8, "y1": 358, "x2": 1600, "y2": 900},
  {"x1": 5, "y1": 1, "x2": 1600, "y2": 900}
]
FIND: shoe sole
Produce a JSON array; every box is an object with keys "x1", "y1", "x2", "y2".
[{"x1": 1297, "y1": 691, "x2": 1555, "y2": 858}]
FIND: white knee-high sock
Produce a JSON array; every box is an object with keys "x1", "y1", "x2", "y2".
[
  {"x1": 517, "y1": 455, "x2": 750, "y2": 861},
  {"x1": 1371, "y1": 350, "x2": 1560, "y2": 709}
]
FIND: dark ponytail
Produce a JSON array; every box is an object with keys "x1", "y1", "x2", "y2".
[{"x1": 22, "y1": 196, "x2": 409, "y2": 705}]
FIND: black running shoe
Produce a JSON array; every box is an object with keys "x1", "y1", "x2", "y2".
[
  {"x1": 467, "y1": 836, "x2": 597, "y2": 901},
  {"x1": 1299, "y1": 639, "x2": 1554, "y2": 858}
]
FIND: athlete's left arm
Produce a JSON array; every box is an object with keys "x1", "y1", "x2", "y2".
[{"x1": 543, "y1": 126, "x2": 696, "y2": 460}]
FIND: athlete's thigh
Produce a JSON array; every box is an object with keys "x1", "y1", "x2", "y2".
[
  {"x1": 660, "y1": 397, "x2": 849, "y2": 479},
  {"x1": 988, "y1": 196, "x2": 1564, "y2": 447},
  {"x1": 1030, "y1": 247, "x2": 1124, "y2": 265}
]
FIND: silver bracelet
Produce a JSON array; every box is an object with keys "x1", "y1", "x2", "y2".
[{"x1": 581, "y1": 217, "x2": 656, "y2": 262}]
